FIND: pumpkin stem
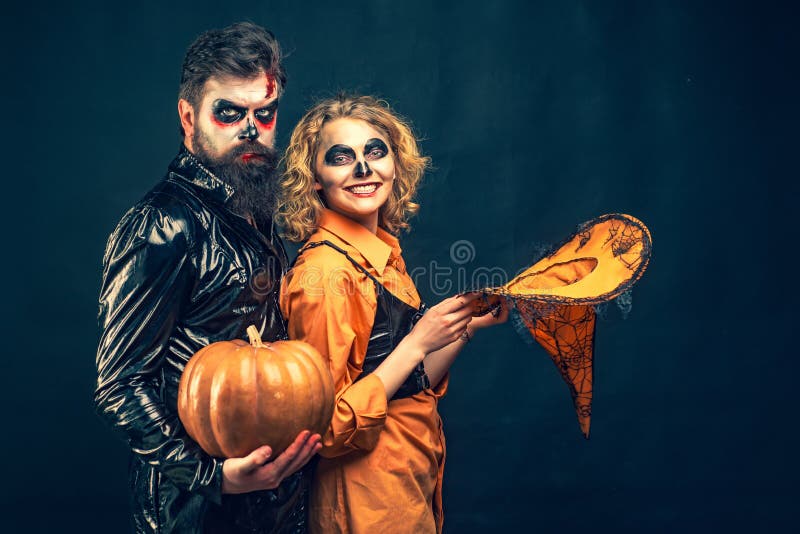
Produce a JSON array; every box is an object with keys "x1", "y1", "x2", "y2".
[{"x1": 246, "y1": 325, "x2": 264, "y2": 348}]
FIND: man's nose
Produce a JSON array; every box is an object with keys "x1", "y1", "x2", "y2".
[
  {"x1": 238, "y1": 118, "x2": 259, "y2": 141},
  {"x1": 354, "y1": 160, "x2": 372, "y2": 178}
]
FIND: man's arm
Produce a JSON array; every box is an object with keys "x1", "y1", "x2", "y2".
[{"x1": 94, "y1": 204, "x2": 225, "y2": 502}]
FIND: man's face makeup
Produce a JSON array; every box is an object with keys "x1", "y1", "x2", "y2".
[
  {"x1": 211, "y1": 99, "x2": 279, "y2": 132},
  {"x1": 184, "y1": 72, "x2": 282, "y2": 222},
  {"x1": 314, "y1": 118, "x2": 394, "y2": 233},
  {"x1": 190, "y1": 72, "x2": 279, "y2": 162}
]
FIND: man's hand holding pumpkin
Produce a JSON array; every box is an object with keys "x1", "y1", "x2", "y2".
[{"x1": 221, "y1": 430, "x2": 322, "y2": 494}]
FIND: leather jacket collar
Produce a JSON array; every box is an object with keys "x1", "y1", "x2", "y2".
[{"x1": 168, "y1": 144, "x2": 235, "y2": 204}]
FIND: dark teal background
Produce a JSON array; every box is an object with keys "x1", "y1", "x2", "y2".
[{"x1": 3, "y1": 0, "x2": 796, "y2": 532}]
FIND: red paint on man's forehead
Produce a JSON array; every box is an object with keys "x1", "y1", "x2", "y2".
[{"x1": 265, "y1": 75, "x2": 276, "y2": 99}]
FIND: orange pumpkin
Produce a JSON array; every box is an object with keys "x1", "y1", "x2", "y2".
[{"x1": 178, "y1": 325, "x2": 334, "y2": 458}]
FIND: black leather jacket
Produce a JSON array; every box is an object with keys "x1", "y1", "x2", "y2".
[{"x1": 95, "y1": 146, "x2": 309, "y2": 533}]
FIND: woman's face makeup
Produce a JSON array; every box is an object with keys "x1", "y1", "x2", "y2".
[
  {"x1": 314, "y1": 118, "x2": 395, "y2": 233},
  {"x1": 190, "y1": 72, "x2": 279, "y2": 162}
]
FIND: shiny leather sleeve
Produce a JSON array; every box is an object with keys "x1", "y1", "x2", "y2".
[{"x1": 94, "y1": 204, "x2": 224, "y2": 503}]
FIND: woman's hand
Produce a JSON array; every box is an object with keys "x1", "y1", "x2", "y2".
[
  {"x1": 418, "y1": 293, "x2": 506, "y2": 388},
  {"x1": 402, "y1": 293, "x2": 480, "y2": 355},
  {"x1": 373, "y1": 293, "x2": 478, "y2": 397},
  {"x1": 467, "y1": 295, "x2": 509, "y2": 333},
  {"x1": 221, "y1": 430, "x2": 322, "y2": 494}
]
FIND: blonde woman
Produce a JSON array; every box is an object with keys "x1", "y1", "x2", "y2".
[{"x1": 277, "y1": 95, "x2": 506, "y2": 533}]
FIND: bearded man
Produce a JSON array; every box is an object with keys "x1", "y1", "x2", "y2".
[{"x1": 94, "y1": 22, "x2": 321, "y2": 534}]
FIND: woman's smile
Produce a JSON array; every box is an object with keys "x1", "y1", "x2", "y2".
[
  {"x1": 314, "y1": 118, "x2": 395, "y2": 232},
  {"x1": 343, "y1": 182, "x2": 382, "y2": 196}
]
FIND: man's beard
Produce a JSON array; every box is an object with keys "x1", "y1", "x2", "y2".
[{"x1": 191, "y1": 130, "x2": 279, "y2": 230}]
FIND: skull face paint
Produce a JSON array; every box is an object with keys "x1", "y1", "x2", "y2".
[
  {"x1": 323, "y1": 145, "x2": 357, "y2": 166},
  {"x1": 363, "y1": 139, "x2": 389, "y2": 160},
  {"x1": 238, "y1": 118, "x2": 259, "y2": 141},
  {"x1": 211, "y1": 99, "x2": 278, "y2": 133},
  {"x1": 254, "y1": 101, "x2": 278, "y2": 130},
  {"x1": 314, "y1": 119, "x2": 395, "y2": 233},
  {"x1": 354, "y1": 161, "x2": 372, "y2": 177},
  {"x1": 186, "y1": 72, "x2": 280, "y2": 162}
]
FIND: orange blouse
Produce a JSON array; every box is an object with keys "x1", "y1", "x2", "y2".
[{"x1": 280, "y1": 209, "x2": 448, "y2": 534}]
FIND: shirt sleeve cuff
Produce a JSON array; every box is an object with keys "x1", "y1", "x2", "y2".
[{"x1": 335, "y1": 374, "x2": 388, "y2": 453}]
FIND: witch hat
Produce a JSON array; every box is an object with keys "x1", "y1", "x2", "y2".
[{"x1": 475, "y1": 213, "x2": 652, "y2": 437}]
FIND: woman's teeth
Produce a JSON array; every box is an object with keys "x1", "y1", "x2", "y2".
[{"x1": 347, "y1": 184, "x2": 379, "y2": 194}]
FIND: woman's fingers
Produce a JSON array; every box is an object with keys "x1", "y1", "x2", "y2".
[
  {"x1": 450, "y1": 316, "x2": 472, "y2": 339},
  {"x1": 433, "y1": 293, "x2": 480, "y2": 314}
]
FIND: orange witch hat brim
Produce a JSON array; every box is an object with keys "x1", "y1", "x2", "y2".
[{"x1": 475, "y1": 214, "x2": 652, "y2": 437}]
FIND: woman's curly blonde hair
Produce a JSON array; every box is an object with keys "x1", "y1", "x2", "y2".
[{"x1": 276, "y1": 94, "x2": 430, "y2": 242}]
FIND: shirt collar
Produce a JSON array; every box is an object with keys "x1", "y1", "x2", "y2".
[
  {"x1": 318, "y1": 209, "x2": 401, "y2": 275},
  {"x1": 167, "y1": 144, "x2": 235, "y2": 204}
]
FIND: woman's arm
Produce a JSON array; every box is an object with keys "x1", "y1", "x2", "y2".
[
  {"x1": 282, "y1": 255, "x2": 506, "y2": 456},
  {"x1": 281, "y1": 256, "x2": 392, "y2": 457},
  {"x1": 372, "y1": 293, "x2": 478, "y2": 397},
  {"x1": 422, "y1": 297, "x2": 510, "y2": 388}
]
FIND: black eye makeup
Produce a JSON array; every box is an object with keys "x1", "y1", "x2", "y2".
[
  {"x1": 211, "y1": 100, "x2": 247, "y2": 124},
  {"x1": 364, "y1": 138, "x2": 389, "y2": 160},
  {"x1": 254, "y1": 101, "x2": 279, "y2": 125},
  {"x1": 323, "y1": 145, "x2": 357, "y2": 166}
]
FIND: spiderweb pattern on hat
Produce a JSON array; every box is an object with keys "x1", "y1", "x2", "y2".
[{"x1": 472, "y1": 214, "x2": 652, "y2": 438}]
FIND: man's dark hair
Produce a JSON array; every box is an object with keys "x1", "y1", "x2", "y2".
[{"x1": 179, "y1": 21, "x2": 286, "y2": 125}]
